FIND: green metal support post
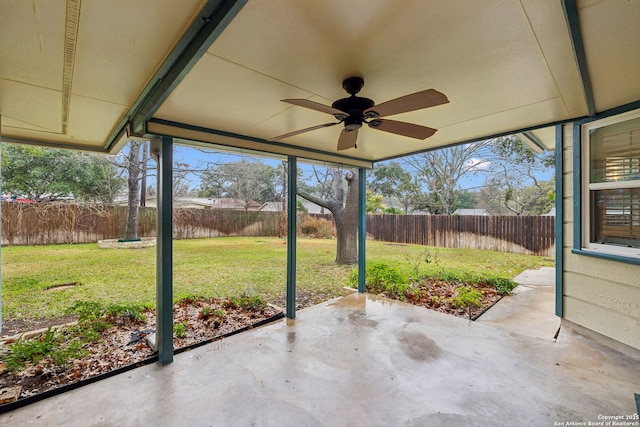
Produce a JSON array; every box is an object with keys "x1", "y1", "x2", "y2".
[
  {"x1": 358, "y1": 167, "x2": 367, "y2": 293},
  {"x1": 155, "y1": 136, "x2": 174, "y2": 364},
  {"x1": 286, "y1": 157, "x2": 297, "y2": 319}
]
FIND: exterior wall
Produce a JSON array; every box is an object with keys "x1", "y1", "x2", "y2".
[{"x1": 561, "y1": 124, "x2": 640, "y2": 350}]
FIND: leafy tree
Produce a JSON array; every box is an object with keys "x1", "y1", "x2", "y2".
[
  {"x1": 366, "y1": 191, "x2": 385, "y2": 214},
  {"x1": 297, "y1": 168, "x2": 359, "y2": 264},
  {"x1": 405, "y1": 142, "x2": 491, "y2": 214},
  {"x1": 368, "y1": 161, "x2": 420, "y2": 213},
  {"x1": 455, "y1": 190, "x2": 476, "y2": 211},
  {"x1": 74, "y1": 155, "x2": 125, "y2": 204},
  {"x1": 1, "y1": 144, "x2": 124, "y2": 203},
  {"x1": 366, "y1": 191, "x2": 407, "y2": 214},
  {"x1": 485, "y1": 136, "x2": 554, "y2": 215},
  {"x1": 474, "y1": 177, "x2": 510, "y2": 215},
  {"x1": 504, "y1": 178, "x2": 555, "y2": 216},
  {"x1": 199, "y1": 159, "x2": 279, "y2": 209}
]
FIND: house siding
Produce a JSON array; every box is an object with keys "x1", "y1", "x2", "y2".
[{"x1": 562, "y1": 124, "x2": 640, "y2": 350}]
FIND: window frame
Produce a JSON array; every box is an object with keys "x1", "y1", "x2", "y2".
[{"x1": 580, "y1": 108, "x2": 640, "y2": 258}]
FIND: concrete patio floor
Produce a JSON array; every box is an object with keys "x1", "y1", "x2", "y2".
[
  {"x1": 1, "y1": 290, "x2": 638, "y2": 426},
  {"x1": 476, "y1": 266, "x2": 561, "y2": 341}
]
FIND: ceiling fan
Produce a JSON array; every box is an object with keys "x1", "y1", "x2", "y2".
[{"x1": 270, "y1": 76, "x2": 449, "y2": 151}]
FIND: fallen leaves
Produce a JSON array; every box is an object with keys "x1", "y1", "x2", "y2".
[{"x1": 0, "y1": 298, "x2": 282, "y2": 405}]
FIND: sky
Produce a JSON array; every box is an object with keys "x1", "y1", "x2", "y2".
[{"x1": 145, "y1": 141, "x2": 554, "y2": 195}]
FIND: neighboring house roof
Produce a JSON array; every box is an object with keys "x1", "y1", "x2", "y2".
[
  {"x1": 453, "y1": 209, "x2": 490, "y2": 216},
  {"x1": 258, "y1": 201, "x2": 284, "y2": 212},
  {"x1": 115, "y1": 197, "x2": 261, "y2": 210},
  {"x1": 206, "y1": 198, "x2": 261, "y2": 210},
  {"x1": 259, "y1": 200, "x2": 326, "y2": 215}
]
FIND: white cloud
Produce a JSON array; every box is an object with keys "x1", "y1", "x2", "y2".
[{"x1": 464, "y1": 158, "x2": 491, "y2": 171}]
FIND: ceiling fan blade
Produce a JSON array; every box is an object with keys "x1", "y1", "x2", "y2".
[
  {"x1": 337, "y1": 128, "x2": 358, "y2": 151},
  {"x1": 282, "y1": 99, "x2": 348, "y2": 117},
  {"x1": 364, "y1": 89, "x2": 449, "y2": 118},
  {"x1": 368, "y1": 119, "x2": 437, "y2": 139},
  {"x1": 269, "y1": 122, "x2": 340, "y2": 141}
]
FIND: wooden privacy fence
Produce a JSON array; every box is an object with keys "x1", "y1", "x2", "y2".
[
  {"x1": 1, "y1": 203, "x2": 555, "y2": 256},
  {"x1": 0, "y1": 203, "x2": 286, "y2": 246},
  {"x1": 366, "y1": 214, "x2": 555, "y2": 256}
]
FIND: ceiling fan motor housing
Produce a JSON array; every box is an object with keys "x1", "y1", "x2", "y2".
[{"x1": 332, "y1": 96, "x2": 375, "y2": 130}]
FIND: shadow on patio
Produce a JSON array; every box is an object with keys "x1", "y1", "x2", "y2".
[{"x1": 0, "y1": 291, "x2": 638, "y2": 426}]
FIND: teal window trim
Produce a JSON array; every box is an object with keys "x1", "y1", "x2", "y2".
[
  {"x1": 571, "y1": 99, "x2": 640, "y2": 266},
  {"x1": 571, "y1": 248, "x2": 640, "y2": 266},
  {"x1": 572, "y1": 122, "x2": 582, "y2": 252}
]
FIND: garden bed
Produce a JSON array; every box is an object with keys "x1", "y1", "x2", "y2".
[
  {"x1": 404, "y1": 279, "x2": 502, "y2": 320},
  {"x1": 0, "y1": 295, "x2": 282, "y2": 410},
  {"x1": 351, "y1": 261, "x2": 515, "y2": 321}
]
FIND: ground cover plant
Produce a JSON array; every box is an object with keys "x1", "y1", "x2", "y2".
[
  {"x1": 2, "y1": 237, "x2": 552, "y2": 331},
  {"x1": 0, "y1": 294, "x2": 280, "y2": 402},
  {"x1": 0, "y1": 237, "x2": 553, "y2": 404},
  {"x1": 349, "y1": 246, "x2": 540, "y2": 321}
]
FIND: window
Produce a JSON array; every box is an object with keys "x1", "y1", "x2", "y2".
[{"x1": 582, "y1": 110, "x2": 640, "y2": 257}]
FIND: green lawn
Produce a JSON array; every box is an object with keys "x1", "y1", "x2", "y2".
[{"x1": 1, "y1": 237, "x2": 554, "y2": 320}]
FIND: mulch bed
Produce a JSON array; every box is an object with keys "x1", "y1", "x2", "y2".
[
  {"x1": 374, "y1": 280, "x2": 503, "y2": 320},
  {"x1": 0, "y1": 298, "x2": 282, "y2": 408},
  {"x1": 0, "y1": 283, "x2": 502, "y2": 410}
]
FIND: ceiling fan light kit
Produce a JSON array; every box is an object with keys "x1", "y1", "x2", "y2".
[{"x1": 272, "y1": 77, "x2": 449, "y2": 150}]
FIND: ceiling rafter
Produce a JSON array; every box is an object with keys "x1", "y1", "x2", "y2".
[
  {"x1": 561, "y1": 0, "x2": 596, "y2": 117},
  {"x1": 105, "y1": 0, "x2": 248, "y2": 152}
]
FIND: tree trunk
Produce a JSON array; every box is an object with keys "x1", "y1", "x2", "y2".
[
  {"x1": 139, "y1": 141, "x2": 148, "y2": 207},
  {"x1": 297, "y1": 169, "x2": 359, "y2": 265},
  {"x1": 336, "y1": 170, "x2": 359, "y2": 264},
  {"x1": 124, "y1": 141, "x2": 141, "y2": 241}
]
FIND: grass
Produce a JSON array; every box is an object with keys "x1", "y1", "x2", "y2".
[{"x1": 1, "y1": 237, "x2": 554, "y2": 321}]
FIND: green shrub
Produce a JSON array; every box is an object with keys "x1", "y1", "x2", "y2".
[
  {"x1": 176, "y1": 294, "x2": 206, "y2": 305},
  {"x1": 199, "y1": 306, "x2": 212, "y2": 319},
  {"x1": 350, "y1": 262, "x2": 410, "y2": 298},
  {"x1": 65, "y1": 301, "x2": 147, "y2": 345},
  {"x1": 173, "y1": 322, "x2": 187, "y2": 338},
  {"x1": 48, "y1": 339, "x2": 86, "y2": 368},
  {"x1": 67, "y1": 301, "x2": 147, "y2": 325},
  {"x1": 226, "y1": 293, "x2": 267, "y2": 311},
  {"x1": 4, "y1": 328, "x2": 86, "y2": 372},
  {"x1": 451, "y1": 286, "x2": 483, "y2": 309},
  {"x1": 105, "y1": 303, "x2": 147, "y2": 323},
  {"x1": 486, "y1": 277, "x2": 517, "y2": 295}
]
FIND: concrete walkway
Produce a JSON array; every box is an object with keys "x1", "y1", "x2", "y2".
[
  {"x1": 1, "y1": 287, "x2": 638, "y2": 426},
  {"x1": 476, "y1": 266, "x2": 560, "y2": 341}
]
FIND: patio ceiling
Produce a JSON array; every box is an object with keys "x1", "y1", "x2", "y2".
[{"x1": 1, "y1": 0, "x2": 639, "y2": 166}]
